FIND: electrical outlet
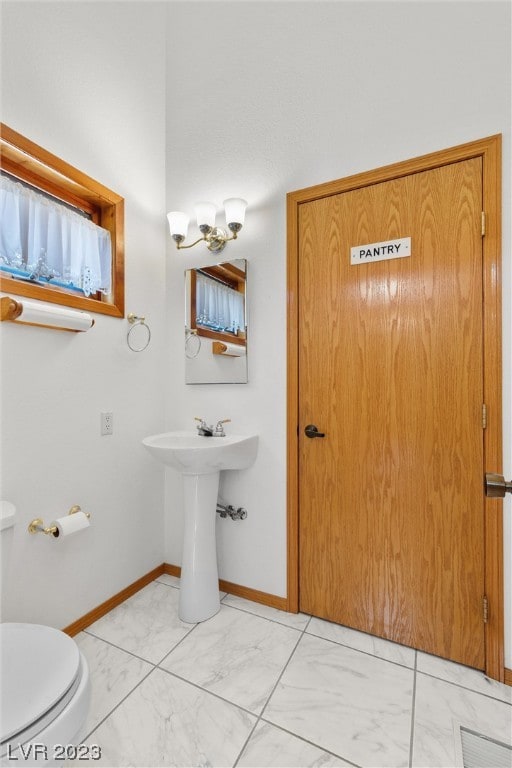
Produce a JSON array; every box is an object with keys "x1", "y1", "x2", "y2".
[{"x1": 101, "y1": 412, "x2": 113, "y2": 436}]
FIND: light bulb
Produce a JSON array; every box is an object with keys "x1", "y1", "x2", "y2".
[
  {"x1": 167, "y1": 211, "x2": 189, "y2": 239},
  {"x1": 223, "y1": 198, "x2": 247, "y2": 233},
  {"x1": 194, "y1": 201, "x2": 217, "y2": 233}
]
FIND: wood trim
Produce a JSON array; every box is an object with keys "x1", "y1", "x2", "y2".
[
  {"x1": 62, "y1": 564, "x2": 165, "y2": 636},
  {"x1": 0, "y1": 282, "x2": 123, "y2": 317},
  {"x1": 1, "y1": 157, "x2": 100, "y2": 217},
  {"x1": 286, "y1": 135, "x2": 504, "y2": 680},
  {"x1": 190, "y1": 268, "x2": 197, "y2": 329},
  {"x1": 212, "y1": 340, "x2": 245, "y2": 356},
  {"x1": 219, "y1": 579, "x2": 288, "y2": 611},
  {"x1": 286, "y1": 190, "x2": 300, "y2": 615},
  {"x1": 0, "y1": 123, "x2": 125, "y2": 318},
  {"x1": 53, "y1": 555, "x2": 511, "y2": 684},
  {"x1": 110, "y1": 197, "x2": 125, "y2": 318},
  {"x1": 163, "y1": 563, "x2": 288, "y2": 611},
  {"x1": 0, "y1": 295, "x2": 22, "y2": 321},
  {"x1": 480, "y1": 136, "x2": 504, "y2": 682},
  {"x1": 163, "y1": 563, "x2": 182, "y2": 578},
  {"x1": 0, "y1": 124, "x2": 123, "y2": 206},
  {"x1": 4, "y1": 320, "x2": 88, "y2": 333},
  {"x1": 287, "y1": 134, "x2": 503, "y2": 206},
  {"x1": 196, "y1": 327, "x2": 246, "y2": 347},
  {"x1": 200, "y1": 264, "x2": 244, "y2": 289}
]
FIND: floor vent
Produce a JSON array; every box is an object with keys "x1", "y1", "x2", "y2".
[{"x1": 461, "y1": 726, "x2": 512, "y2": 768}]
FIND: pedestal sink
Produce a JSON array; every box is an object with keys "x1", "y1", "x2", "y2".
[{"x1": 142, "y1": 431, "x2": 258, "y2": 623}]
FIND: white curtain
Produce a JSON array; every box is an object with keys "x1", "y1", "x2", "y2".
[
  {"x1": 0, "y1": 174, "x2": 112, "y2": 296},
  {"x1": 196, "y1": 273, "x2": 245, "y2": 333}
]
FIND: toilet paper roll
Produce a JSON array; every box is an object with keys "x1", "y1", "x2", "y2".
[
  {"x1": 51, "y1": 511, "x2": 90, "y2": 538},
  {"x1": 18, "y1": 301, "x2": 94, "y2": 332},
  {"x1": 224, "y1": 342, "x2": 246, "y2": 357},
  {"x1": 213, "y1": 341, "x2": 246, "y2": 357}
]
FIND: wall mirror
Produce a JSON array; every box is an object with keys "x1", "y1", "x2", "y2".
[{"x1": 184, "y1": 259, "x2": 247, "y2": 384}]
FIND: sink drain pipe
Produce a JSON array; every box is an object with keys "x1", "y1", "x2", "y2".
[{"x1": 216, "y1": 503, "x2": 248, "y2": 520}]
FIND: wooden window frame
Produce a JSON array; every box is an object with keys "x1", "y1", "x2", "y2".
[{"x1": 0, "y1": 123, "x2": 124, "y2": 317}]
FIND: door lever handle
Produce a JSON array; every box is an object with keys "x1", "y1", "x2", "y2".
[
  {"x1": 305, "y1": 424, "x2": 325, "y2": 438},
  {"x1": 485, "y1": 472, "x2": 512, "y2": 498}
]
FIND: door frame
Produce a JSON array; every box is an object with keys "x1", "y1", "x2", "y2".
[{"x1": 286, "y1": 135, "x2": 504, "y2": 681}]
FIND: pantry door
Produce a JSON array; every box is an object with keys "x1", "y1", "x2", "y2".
[{"x1": 287, "y1": 137, "x2": 503, "y2": 675}]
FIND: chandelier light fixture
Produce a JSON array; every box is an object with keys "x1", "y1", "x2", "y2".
[{"x1": 167, "y1": 198, "x2": 247, "y2": 253}]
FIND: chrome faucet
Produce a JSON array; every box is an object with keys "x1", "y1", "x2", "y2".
[
  {"x1": 213, "y1": 419, "x2": 231, "y2": 437},
  {"x1": 194, "y1": 417, "x2": 231, "y2": 437},
  {"x1": 194, "y1": 417, "x2": 213, "y2": 437}
]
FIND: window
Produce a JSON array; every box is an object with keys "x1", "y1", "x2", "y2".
[
  {"x1": 196, "y1": 272, "x2": 245, "y2": 335},
  {"x1": 0, "y1": 124, "x2": 124, "y2": 317},
  {"x1": 189, "y1": 261, "x2": 246, "y2": 347}
]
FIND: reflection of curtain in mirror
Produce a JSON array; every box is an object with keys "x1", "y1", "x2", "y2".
[
  {"x1": 0, "y1": 174, "x2": 112, "y2": 296},
  {"x1": 196, "y1": 273, "x2": 244, "y2": 332}
]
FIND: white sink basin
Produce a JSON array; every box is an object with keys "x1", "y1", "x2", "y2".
[
  {"x1": 142, "y1": 431, "x2": 258, "y2": 475},
  {"x1": 142, "y1": 429, "x2": 258, "y2": 624}
]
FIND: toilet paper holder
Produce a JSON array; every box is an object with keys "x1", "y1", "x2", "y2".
[{"x1": 28, "y1": 505, "x2": 90, "y2": 536}]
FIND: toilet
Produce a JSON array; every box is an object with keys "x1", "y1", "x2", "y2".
[{"x1": 0, "y1": 502, "x2": 90, "y2": 767}]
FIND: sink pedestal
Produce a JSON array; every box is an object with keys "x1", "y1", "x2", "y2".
[
  {"x1": 142, "y1": 430, "x2": 258, "y2": 624},
  {"x1": 180, "y1": 471, "x2": 221, "y2": 623}
]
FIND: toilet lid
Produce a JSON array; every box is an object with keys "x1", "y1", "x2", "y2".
[{"x1": 0, "y1": 623, "x2": 81, "y2": 743}]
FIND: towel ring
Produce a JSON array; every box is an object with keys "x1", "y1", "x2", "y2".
[
  {"x1": 127, "y1": 313, "x2": 151, "y2": 352},
  {"x1": 185, "y1": 327, "x2": 201, "y2": 359}
]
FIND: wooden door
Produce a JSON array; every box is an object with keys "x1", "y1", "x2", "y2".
[{"x1": 297, "y1": 158, "x2": 487, "y2": 668}]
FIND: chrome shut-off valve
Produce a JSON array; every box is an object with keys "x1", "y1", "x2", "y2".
[{"x1": 216, "y1": 503, "x2": 247, "y2": 520}]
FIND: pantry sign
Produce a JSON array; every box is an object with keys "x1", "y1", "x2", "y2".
[{"x1": 351, "y1": 236, "x2": 411, "y2": 265}]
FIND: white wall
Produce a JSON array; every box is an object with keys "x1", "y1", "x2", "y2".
[
  {"x1": 0, "y1": 2, "x2": 168, "y2": 629},
  {"x1": 165, "y1": 1, "x2": 512, "y2": 663}
]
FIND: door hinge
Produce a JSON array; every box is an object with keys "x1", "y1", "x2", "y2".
[
  {"x1": 483, "y1": 595, "x2": 489, "y2": 623},
  {"x1": 482, "y1": 403, "x2": 487, "y2": 429},
  {"x1": 481, "y1": 211, "x2": 486, "y2": 236}
]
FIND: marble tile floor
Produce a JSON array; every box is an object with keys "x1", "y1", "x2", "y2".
[{"x1": 73, "y1": 574, "x2": 512, "y2": 768}]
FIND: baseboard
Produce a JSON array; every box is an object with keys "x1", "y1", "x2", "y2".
[
  {"x1": 162, "y1": 563, "x2": 289, "y2": 611},
  {"x1": 62, "y1": 563, "x2": 512, "y2": 686},
  {"x1": 63, "y1": 564, "x2": 165, "y2": 637},
  {"x1": 64, "y1": 564, "x2": 509, "y2": 685},
  {"x1": 62, "y1": 562, "x2": 289, "y2": 637}
]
